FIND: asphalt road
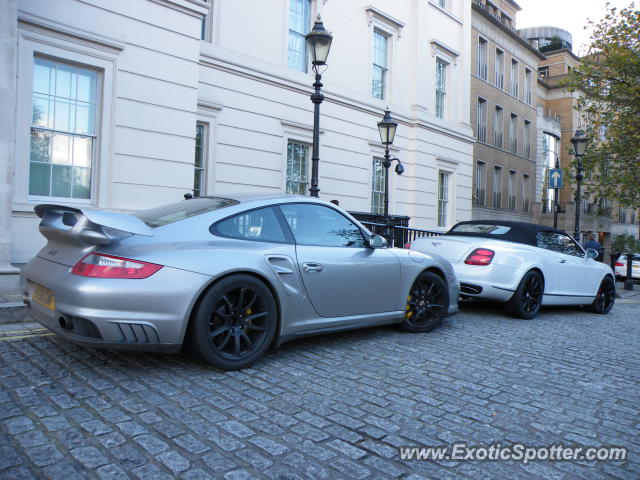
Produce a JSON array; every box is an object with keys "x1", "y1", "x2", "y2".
[{"x1": 1, "y1": 299, "x2": 638, "y2": 479}]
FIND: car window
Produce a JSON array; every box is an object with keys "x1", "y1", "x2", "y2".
[
  {"x1": 278, "y1": 204, "x2": 366, "y2": 248},
  {"x1": 450, "y1": 223, "x2": 511, "y2": 235},
  {"x1": 136, "y1": 197, "x2": 238, "y2": 227},
  {"x1": 212, "y1": 207, "x2": 289, "y2": 243},
  {"x1": 536, "y1": 232, "x2": 584, "y2": 257}
]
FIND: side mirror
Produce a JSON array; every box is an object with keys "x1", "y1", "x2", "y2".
[
  {"x1": 585, "y1": 248, "x2": 599, "y2": 259},
  {"x1": 368, "y1": 234, "x2": 387, "y2": 249}
]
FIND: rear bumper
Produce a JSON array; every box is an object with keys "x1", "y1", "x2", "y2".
[
  {"x1": 453, "y1": 263, "x2": 517, "y2": 302},
  {"x1": 23, "y1": 255, "x2": 210, "y2": 352}
]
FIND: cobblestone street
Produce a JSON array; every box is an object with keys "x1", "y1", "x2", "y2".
[{"x1": 1, "y1": 299, "x2": 639, "y2": 479}]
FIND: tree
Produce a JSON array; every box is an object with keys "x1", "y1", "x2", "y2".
[{"x1": 566, "y1": 2, "x2": 640, "y2": 209}]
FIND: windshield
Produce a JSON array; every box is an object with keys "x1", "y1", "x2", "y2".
[
  {"x1": 450, "y1": 223, "x2": 511, "y2": 235},
  {"x1": 135, "y1": 197, "x2": 238, "y2": 227}
]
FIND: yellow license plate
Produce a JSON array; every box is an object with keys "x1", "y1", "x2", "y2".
[{"x1": 32, "y1": 284, "x2": 55, "y2": 311}]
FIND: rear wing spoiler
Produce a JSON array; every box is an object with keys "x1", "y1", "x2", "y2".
[{"x1": 35, "y1": 204, "x2": 153, "y2": 246}]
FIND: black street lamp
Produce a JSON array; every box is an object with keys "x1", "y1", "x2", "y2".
[
  {"x1": 571, "y1": 129, "x2": 588, "y2": 242},
  {"x1": 305, "y1": 16, "x2": 333, "y2": 197},
  {"x1": 377, "y1": 109, "x2": 404, "y2": 218}
]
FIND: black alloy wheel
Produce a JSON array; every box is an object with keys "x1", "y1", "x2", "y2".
[
  {"x1": 586, "y1": 276, "x2": 615, "y2": 314},
  {"x1": 401, "y1": 272, "x2": 449, "y2": 333},
  {"x1": 505, "y1": 270, "x2": 544, "y2": 319},
  {"x1": 190, "y1": 274, "x2": 277, "y2": 370}
]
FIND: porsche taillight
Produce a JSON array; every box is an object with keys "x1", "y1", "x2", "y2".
[
  {"x1": 72, "y1": 253, "x2": 163, "y2": 279},
  {"x1": 464, "y1": 248, "x2": 495, "y2": 266}
]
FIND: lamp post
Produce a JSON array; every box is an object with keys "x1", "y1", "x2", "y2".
[
  {"x1": 377, "y1": 109, "x2": 404, "y2": 243},
  {"x1": 570, "y1": 129, "x2": 588, "y2": 242},
  {"x1": 305, "y1": 16, "x2": 333, "y2": 197}
]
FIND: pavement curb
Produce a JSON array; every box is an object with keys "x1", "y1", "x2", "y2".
[{"x1": 0, "y1": 305, "x2": 31, "y2": 324}]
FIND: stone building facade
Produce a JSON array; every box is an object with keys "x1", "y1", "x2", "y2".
[{"x1": 470, "y1": 0, "x2": 544, "y2": 222}]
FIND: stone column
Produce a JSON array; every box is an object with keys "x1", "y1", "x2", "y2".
[{"x1": 0, "y1": 0, "x2": 21, "y2": 293}]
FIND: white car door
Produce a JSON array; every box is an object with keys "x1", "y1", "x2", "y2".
[{"x1": 536, "y1": 232, "x2": 602, "y2": 300}]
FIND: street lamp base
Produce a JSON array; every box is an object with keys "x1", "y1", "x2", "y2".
[{"x1": 623, "y1": 279, "x2": 635, "y2": 291}]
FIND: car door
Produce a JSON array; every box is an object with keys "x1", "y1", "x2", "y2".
[
  {"x1": 278, "y1": 203, "x2": 401, "y2": 318},
  {"x1": 536, "y1": 232, "x2": 602, "y2": 298}
]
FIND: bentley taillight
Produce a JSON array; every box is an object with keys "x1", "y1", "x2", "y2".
[
  {"x1": 72, "y1": 253, "x2": 163, "y2": 279},
  {"x1": 464, "y1": 248, "x2": 495, "y2": 266}
]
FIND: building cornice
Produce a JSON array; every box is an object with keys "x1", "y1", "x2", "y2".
[
  {"x1": 147, "y1": 0, "x2": 209, "y2": 18},
  {"x1": 18, "y1": 12, "x2": 125, "y2": 53},
  {"x1": 472, "y1": 3, "x2": 545, "y2": 60}
]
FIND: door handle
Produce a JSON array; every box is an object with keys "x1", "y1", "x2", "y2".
[
  {"x1": 559, "y1": 259, "x2": 567, "y2": 263},
  {"x1": 302, "y1": 262, "x2": 324, "y2": 274}
]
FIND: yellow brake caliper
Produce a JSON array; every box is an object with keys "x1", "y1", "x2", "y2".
[{"x1": 405, "y1": 295, "x2": 413, "y2": 318}]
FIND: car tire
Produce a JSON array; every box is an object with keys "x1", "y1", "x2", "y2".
[
  {"x1": 400, "y1": 272, "x2": 449, "y2": 333},
  {"x1": 585, "y1": 276, "x2": 615, "y2": 314},
  {"x1": 505, "y1": 270, "x2": 544, "y2": 319},
  {"x1": 189, "y1": 274, "x2": 277, "y2": 370}
]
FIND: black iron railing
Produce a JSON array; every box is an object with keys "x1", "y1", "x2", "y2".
[{"x1": 357, "y1": 221, "x2": 443, "y2": 248}]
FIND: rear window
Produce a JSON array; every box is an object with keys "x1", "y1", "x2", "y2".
[
  {"x1": 135, "y1": 197, "x2": 238, "y2": 227},
  {"x1": 450, "y1": 223, "x2": 511, "y2": 235}
]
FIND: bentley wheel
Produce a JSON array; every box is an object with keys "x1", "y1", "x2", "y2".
[
  {"x1": 400, "y1": 272, "x2": 449, "y2": 333},
  {"x1": 505, "y1": 270, "x2": 544, "y2": 319},
  {"x1": 189, "y1": 274, "x2": 277, "y2": 370},
  {"x1": 586, "y1": 276, "x2": 615, "y2": 314}
]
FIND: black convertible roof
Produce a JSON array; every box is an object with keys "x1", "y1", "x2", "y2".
[{"x1": 445, "y1": 220, "x2": 567, "y2": 246}]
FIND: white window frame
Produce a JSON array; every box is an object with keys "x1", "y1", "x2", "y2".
[
  {"x1": 14, "y1": 31, "x2": 118, "y2": 208},
  {"x1": 287, "y1": 0, "x2": 313, "y2": 73},
  {"x1": 367, "y1": 7, "x2": 404, "y2": 103},
  {"x1": 200, "y1": 0, "x2": 215, "y2": 42},
  {"x1": 437, "y1": 170, "x2": 450, "y2": 228},
  {"x1": 371, "y1": 157, "x2": 386, "y2": 215},
  {"x1": 194, "y1": 122, "x2": 208, "y2": 197},
  {"x1": 371, "y1": 29, "x2": 390, "y2": 100},
  {"x1": 281, "y1": 120, "x2": 317, "y2": 195},
  {"x1": 197, "y1": 100, "x2": 222, "y2": 196},
  {"x1": 435, "y1": 158, "x2": 458, "y2": 230},
  {"x1": 435, "y1": 57, "x2": 448, "y2": 119}
]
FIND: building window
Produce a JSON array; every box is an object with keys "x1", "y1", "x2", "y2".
[
  {"x1": 510, "y1": 59, "x2": 519, "y2": 97},
  {"x1": 477, "y1": 37, "x2": 488, "y2": 80},
  {"x1": 286, "y1": 141, "x2": 309, "y2": 195},
  {"x1": 437, "y1": 171, "x2": 449, "y2": 228},
  {"x1": 524, "y1": 120, "x2": 531, "y2": 159},
  {"x1": 371, "y1": 157, "x2": 386, "y2": 215},
  {"x1": 30, "y1": 57, "x2": 98, "y2": 199},
  {"x1": 194, "y1": 123, "x2": 206, "y2": 197},
  {"x1": 493, "y1": 166, "x2": 502, "y2": 208},
  {"x1": 630, "y1": 209, "x2": 636, "y2": 224},
  {"x1": 435, "y1": 58, "x2": 447, "y2": 119},
  {"x1": 475, "y1": 160, "x2": 486, "y2": 206},
  {"x1": 200, "y1": 0, "x2": 212, "y2": 41},
  {"x1": 494, "y1": 105, "x2": 503, "y2": 148},
  {"x1": 437, "y1": 0, "x2": 446, "y2": 7},
  {"x1": 477, "y1": 98, "x2": 487, "y2": 143},
  {"x1": 509, "y1": 113, "x2": 518, "y2": 154},
  {"x1": 495, "y1": 49, "x2": 504, "y2": 89},
  {"x1": 522, "y1": 174, "x2": 530, "y2": 212},
  {"x1": 618, "y1": 206, "x2": 626, "y2": 223},
  {"x1": 508, "y1": 170, "x2": 516, "y2": 210},
  {"x1": 288, "y1": 0, "x2": 312, "y2": 72},
  {"x1": 538, "y1": 66, "x2": 549, "y2": 79},
  {"x1": 541, "y1": 133, "x2": 558, "y2": 213},
  {"x1": 372, "y1": 30, "x2": 389, "y2": 99},
  {"x1": 525, "y1": 68, "x2": 532, "y2": 104}
]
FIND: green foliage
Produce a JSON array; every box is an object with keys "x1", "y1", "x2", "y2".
[
  {"x1": 611, "y1": 233, "x2": 640, "y2": 254},
  {"x1": 566, "y1": 2, "x2": 640, "y2": 209}
]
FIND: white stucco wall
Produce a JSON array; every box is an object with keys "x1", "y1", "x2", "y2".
[{"x1": 8, "y1": 0, "x2": 474, "y2": 263}]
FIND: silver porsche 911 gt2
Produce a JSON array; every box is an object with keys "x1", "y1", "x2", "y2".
[{"x1": 23, "y1": 194, "x2": 458, "y2": 370}]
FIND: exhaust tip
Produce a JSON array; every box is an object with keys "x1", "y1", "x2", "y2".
[{"x1": 58, "y1": 316, "x2": 73, "y2": 330}]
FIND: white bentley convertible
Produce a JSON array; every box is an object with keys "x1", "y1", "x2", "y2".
[{"x1": 410, "y1": 221, "x2": 615, "y2": 319}]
